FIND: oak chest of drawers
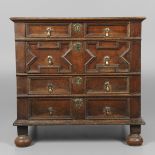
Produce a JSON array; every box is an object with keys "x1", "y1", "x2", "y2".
[{"x1": 11, "y1": 17, "x2": 145, "y2": 147}]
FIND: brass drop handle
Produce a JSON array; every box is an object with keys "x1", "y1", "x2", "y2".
[
  {"x1": 73, "y1": 98, "x2": 83, "y2": 109},
  {"x1": 47, "y1": 56, "x2": 53, "y2": 65},
  {"x1": 103, "y1": 106, "x2": 112, "y2": 116},
  {"x1": 104, "y1": 81, "x2": 111, "y2": 92},
  {"x1": 46, "y1": 27, "x2": 53, "y2": 37},
  {"x1": 104, "y1": 56, "x2": 110, "y2": 66},
  {"x1": 48, "y1": 107, "x2": 55, "y2": 116},
  {"x1": 48, "y1": 83, "x2": 54, "y2": 94},
  {"x1": 104, "y1": 27, "x2": 110, "y2": 37}
]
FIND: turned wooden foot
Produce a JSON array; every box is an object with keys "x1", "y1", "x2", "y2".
[
  {"x1": 126, "y1": 125, "x2": 143, "y2": 146},
  {"x1": 15, "y1": 126, "x2": 32, "y2": 147},
  {"x1": 15, "y1": 135, "x2": 32, "y2": 147},
  {"x1": 127, "y1": 134, "x2": 143, "y2": 146}
]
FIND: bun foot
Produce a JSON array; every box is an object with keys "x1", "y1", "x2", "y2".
[
  {"x1": 126, "y1": 134, "x2": 143, "y2": 146},
  {"x1": 15, "y1": 135, "x2": 32, "y2": 147}
]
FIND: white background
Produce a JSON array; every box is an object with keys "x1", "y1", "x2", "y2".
[{"x1": 0, "y1": 0, "x2": 155, "y2": 154}]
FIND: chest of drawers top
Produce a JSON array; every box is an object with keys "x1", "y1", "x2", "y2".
[{"x1": 11, "y1": 17, "x2": 145, "y2": 40}]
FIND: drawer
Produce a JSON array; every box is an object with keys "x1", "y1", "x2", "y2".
[
  {"x1": 85, "y1": 41, "x2": 131, "y2": 73},
  {"x1": 86, "y1": 98, "x2": 130, "y2": 119},
  {"x1": 28, "y1": 76, "x2": 71, "y2": 95},
  {"x1": 26, "y1": 23, "x2": 71, "y2": 38},
  {"x1": 86, "y1": 76, "x2": 129, "y2": 94},
  {"x1": 26, "y1": 41, "x2": 72, "y2": 74},
  {"x1": 85, "y1": 22, "x2": 130, "y2": 38},
  {"x1": 30, "y1": 98, "x2": 72, "y2": 119}
]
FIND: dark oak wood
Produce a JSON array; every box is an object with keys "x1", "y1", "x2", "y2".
[
  {"x1": 14, "y1": 118, "x2": 145, "y2": 126},
  {"x1": 15, "y1": 135, "x2": 32, "y2": 147},
  {"x1": 11, "y1": 17, "x2": 145, "y2": 147},
  {"x1": 15, "y1": 37, "x2": 142, "y2": 41},
  {"x1": 10, "y1": 17, "x2": 146, "y2": 22},
  {"x1": 26, "y1": 23, "x2": 71, "y2": 38},
  {"x1": 85, "y1": 98, "x2": 130, "y2": 119},
  {"x1": 30, "y1": 98, "x2": 72, "y2": 119}
]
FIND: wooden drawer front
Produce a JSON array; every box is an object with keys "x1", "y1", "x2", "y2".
[
  {"x1": 85, "y1": 22, "x2": 129, "y2": 38},
  {"x1": 85, "y1": 41, "x2": 131, "y2": 73},
  {"x1": 26, "y1": 23, "x2": 71, "y2": 38},
  {"x1": 26, "y1": 41, "x2": 131, "y2": 74},
  {"x1": 28, "y1": 76, "x2": 71, "y2": 95},
  {"x1": 86, "y1": 98, "x2": 130, "y2": 119},
  {"x1": 26, "y1": 41, "x2": 72, "y2": 74},
  {"x1": 86, "y1": 76, "x2": 129, "y2": 94},
  {"x1": 30, "y1": 98, "x2": 72, "y2": 119}
]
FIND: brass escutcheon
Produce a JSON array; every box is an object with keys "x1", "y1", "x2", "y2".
[
  {"x1": 73, "y1": 98, "x2": 83, "y2": 109},
  {"x1": 75, "y1": 76, "x2": 83, "y2": 85},
  {"x1": 73, "y1": 42, "x2": 81, "y2": 51},
  {"x1": 72, "y1": 23, "x2": 82, "y2": 32}
]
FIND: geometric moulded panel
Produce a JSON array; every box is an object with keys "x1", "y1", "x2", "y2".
[
  {"x1": 84, "y1": 41, "x2": 131, "y2": 73},
  {"x1": 26, "y1": 41, "x2": 72, "y2": 74}
]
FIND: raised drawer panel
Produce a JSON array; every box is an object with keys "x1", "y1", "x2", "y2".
[
  {"x1": 28, "y1": 76, "x2": 71, "y2": 95},
  {"x1": 86, "y1": 76, "x2": 129, "y2": 94},
  {"x1": 26, "y1": 41, "x2": 72, "y2": 74},
  {"x1": 30, "y1": 98, "x2": 72, "y2": 119},
  {"x1": 86, "y1": 98, "x2": 130, "y2": 119},
  {"x1": 85, "y1": 22, "x2": 130, "y2": 38},
  {"x1": 26, "y1": 23, "x2": 71, "y2": 38},
  {"x1": 85, "y1": 41, "x2": 131, "y2": 73}
]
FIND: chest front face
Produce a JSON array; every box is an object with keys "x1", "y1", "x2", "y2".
[{"x1": 13, "y1": 17, "x2": 143, "y2": 122}]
